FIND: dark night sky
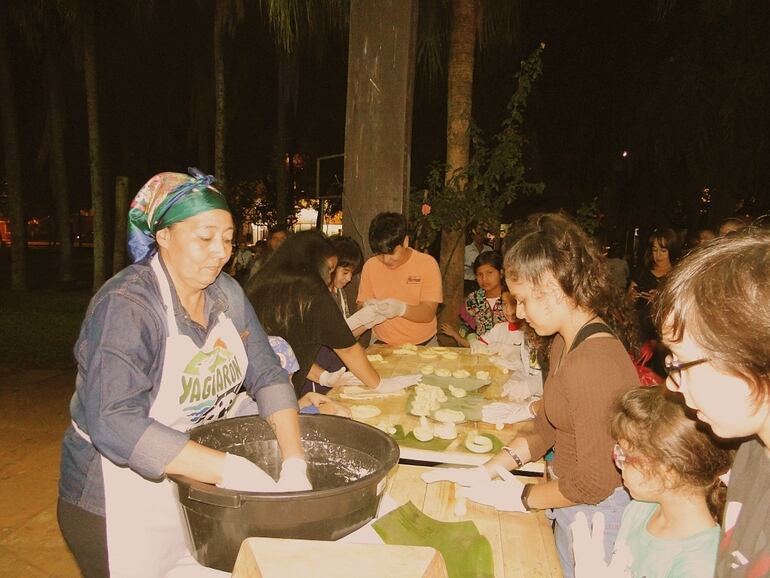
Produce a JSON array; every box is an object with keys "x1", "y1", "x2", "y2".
[{"x1": 3, "y1": 0, "x2": 770, "y2": 235}]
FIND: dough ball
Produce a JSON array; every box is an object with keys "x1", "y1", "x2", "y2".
[
  {"x1": 434, "y1": 368, "x2": 452, "y2": 377},
  {"x1": 432, "y1": 408, "x2": 465, "y2": 423},
  {"x1": 452, "y1": 369, "x2": 471, "y2": 379}
]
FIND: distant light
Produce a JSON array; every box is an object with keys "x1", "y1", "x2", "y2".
[{"x1": 621, "y1": 151, "x2": 629, "y2": 158}]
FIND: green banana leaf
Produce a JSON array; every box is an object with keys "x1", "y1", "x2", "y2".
[
  {"x1": 390, "y1": 424, "x2": 454, "y2": 451},
  {"x1": 373, "y1": 501, "x2": 494, "y2": 578}
]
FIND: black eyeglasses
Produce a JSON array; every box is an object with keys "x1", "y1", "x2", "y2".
[{"x1": 664, "y1": 355, "x2": 710, "y2": 390}]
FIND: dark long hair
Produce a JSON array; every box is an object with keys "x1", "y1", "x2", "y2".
[
  {"x1": 245, "y1": 230, "x2": 337, "y2": 335},
  {"x1": 504, "y1": 212, "x2": 639, "y2": 354}
]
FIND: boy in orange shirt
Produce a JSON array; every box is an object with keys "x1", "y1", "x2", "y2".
[{"x1": 357, "y1": 212, "x2": 443, "y2": 345}]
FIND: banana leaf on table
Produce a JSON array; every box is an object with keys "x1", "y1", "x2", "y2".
[
  {"x1": 390, "y1": 425, "x2": 454, "y2": 451},
  {"x1": 373, "y1": 501, "x2": 494, "y2": 578}
]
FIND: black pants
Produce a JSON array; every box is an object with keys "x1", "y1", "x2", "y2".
[{"x1": 57, "y1": 498, "x2": 109, "y2": 578}]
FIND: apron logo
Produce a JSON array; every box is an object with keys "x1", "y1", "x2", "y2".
[{"x1": 178, "y1": 338, "x2": 243, "y2": 422}]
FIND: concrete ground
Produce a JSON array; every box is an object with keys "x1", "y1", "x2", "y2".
[{"x1": 0, "y1": 366, "x2": 80, "y2": 577}]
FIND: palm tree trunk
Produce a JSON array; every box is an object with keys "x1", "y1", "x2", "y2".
[
  {"x1": 214, "y1": 0, "x2": 227, "y2": 193},
  {"x1": 439, "y1": 0, "x2": 477, "y2": 338},
  {"x1": 0, "y1": 8, "x2": 26, "y2": 290},
  {"x1": 45, "y1": 49, "x2": 73, "y2": 284},
  {"x1": 81, "y1": 1, "x2": 106, "y2": 290}
]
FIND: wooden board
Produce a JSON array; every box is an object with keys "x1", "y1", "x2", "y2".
[
  {"x1": 383, "y1": 464, "x2": 563, "y2": 578},
  {"x1": 331, "y1": 345, "x2": 544, "y2": 471},
  {"x1": 232, "y1": 538, "x2": 448, "y2": 578}
]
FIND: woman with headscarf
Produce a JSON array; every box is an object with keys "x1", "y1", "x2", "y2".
[{"x1": 57, "y1": 169, "x2": 308, "y2": 578}]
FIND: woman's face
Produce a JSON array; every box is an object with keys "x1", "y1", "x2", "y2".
[
  {"x1": 615, "y1": 442, "x2": 666, "y2": 501},
  {"x1": 663, "y1": 324, "x2": 770, "y2": 439},
  {"x1": 476, "y1": 264, "x2": 503, "y2": 294},
  {"x1": 506, "y1": 274, "x2": 564, "y2": 336},
  {"x1": 156, "y1": 209, "x2": 234, "y2": 292},
  {"x1": 651, "y1": 238, "x2": 671, "y2": 268},
  {"x1": 501, "y1": 292, "x2": 517, "y2": 323},
  {"x1": 333, "y1": 265, "x2": 354, "y2": 290}
]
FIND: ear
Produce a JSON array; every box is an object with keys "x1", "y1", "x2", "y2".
[
  {"x1": 155, "y1": 227, "x2": 172, "y2": 250},
  {"x1": 403, "y1": 235, "x2": 410, "y2": 249}
]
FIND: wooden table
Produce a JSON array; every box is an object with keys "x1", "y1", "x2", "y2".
[
  {"x1": 330, "y1": 344, "x2": 544, "y2": 472},
  {"x1": 382, "y1": 463, "x2": 562, "y2": 577},
  {"x1": 231, "y1": 463, "x2": 561, "y2": 578}
]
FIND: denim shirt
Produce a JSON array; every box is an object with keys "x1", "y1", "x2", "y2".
[{"x1": 59, "y1": 257, "x2": 297, "y2": 516}]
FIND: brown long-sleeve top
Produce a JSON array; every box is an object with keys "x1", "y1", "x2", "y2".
[{"x1": 524, "y1": 334, "x2": 639, "y2": 505}]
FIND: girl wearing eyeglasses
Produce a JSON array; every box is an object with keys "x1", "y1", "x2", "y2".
[
  {"x1": 600, "y1": 386, "x2": 732, "y2": 577},
  {"x1": 654, "y1": 229, "x2": 770, "y2": 577}
]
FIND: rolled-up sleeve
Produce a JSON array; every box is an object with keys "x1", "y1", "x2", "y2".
[
  {"x1": 78, "y1": 294, "x2": 188, "y2": 480},
  {"x1": 238, "y1": 294, "x2": 298, "y2": 417}
]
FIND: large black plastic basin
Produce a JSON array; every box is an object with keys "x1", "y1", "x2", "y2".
[{"x1": 168, "y1": 414, "x2": 400, "y2": 572}]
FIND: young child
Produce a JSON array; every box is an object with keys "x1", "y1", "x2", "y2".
[
  {"x1": 328, "y1": 235, "x2": 363, "y2": 319},
  {"x1": 573, "y1": 385, "x2": 732, "y2": 577},
  {"x1": 441, "y1": 251, "x2": 507, "y2": 345},
  {"x1": 465, "y1": 289, "x2": 543, "y2": 399}
]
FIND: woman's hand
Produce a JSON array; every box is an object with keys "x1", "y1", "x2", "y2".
[
  {"x1": 217, "y1": 452, "x2": 279, "y2": 492},
  {"x1": 639, "y1": 289, "x2": 657, "y2": 303},
  {"x1": 299, "y1": 392, "x2": 352, "y2": 418},
  {"x1": 626, "y1": 281, "x2": 641, "y2": 302},
  {"x1": 440, "y1": 322, "x2": 461, "y2": 343}
]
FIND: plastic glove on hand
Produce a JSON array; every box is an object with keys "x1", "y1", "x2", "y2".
[
  {"x1": 218, "y1": 453, "x2": 279, "y2": 492},
  {"x1": 502, "y1": 378, "x2": 531, "y2": 402},
  {"x1": 319, "y1": 367, "x2": 347, "y2": 387},
  {"x1": 460, "y1": 466, "x2": 527, "y2": 512},
  {"x1": 369, "y1": 298, "x2": 407, "y2": 319},
  {"x1": 374, "y1": 374, "x2": 422, "y2": 393},
  {"x1": 346, "y1": 304, "x2": 386, "y2": 331},
  {"x1": 322, "y1": 369, "x2": 363, "y2": 387},
  {"x1": 489, "y1": 355, "x2": 522, "y2": 371},
  {"x1": 420, "y1": 465, "x2": 491, "y2": 487},
  {"x1": 481, "y1": 401, "x2": 534, "y2": 425},
  {"x1": 469, "y1": 340, "x2": 492, "y2": 355},
  {"x1": 571, "y1": 511, "x2": 633, "y2": 578},
  {"x1": 277, "y1": 457, "x2": 312, "y2": 492}
]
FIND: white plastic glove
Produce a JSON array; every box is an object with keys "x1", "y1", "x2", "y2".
[
  {"x1": 374, "y1": 374, "x2": 422, "y2": 393},
  {"x1": 502, "y1": 378, "x2": 532, "y2": 402},
  {"x1": 346, "y1": 304, "x2": 387, "y2": 331},
  {"x1": 481, "y1": 401, "x2": 535, "y2": 426},
  {"x1": 489, "y1": 355, "x2": 523, "y2": 371},
  {"x1": 368, "y1": 298, "x2": 408, "y2": 319},
  {"x1": 469, "y1": 340, "x2": 492, "y2": 355},
  {"x1": 459, "y1": 466, "x2": 527, "y2": 512},
  {"x1": 217, "y1": 452, "x2": 279, "y2": 492},
  {"x1": 571, "y1": 512, "x2": 633, "y2": 578},
  {"x1": 319, "y1": 367, "x2": 363, "y2": 387},
  {"x1": 421, "y1": 465, "x2": 491, "y2": 486},
  {"x1": 276, "y1": 457, "x2": 313, "y2": 492}
]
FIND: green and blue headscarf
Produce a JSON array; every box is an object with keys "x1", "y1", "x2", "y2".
[{"x1": 127, "y1": 168, "x2": 230, "y2": 263}]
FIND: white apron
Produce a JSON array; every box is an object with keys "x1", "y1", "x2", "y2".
[{"x1": 101, "y1": 255, "x2": 248, "y2": 577}]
